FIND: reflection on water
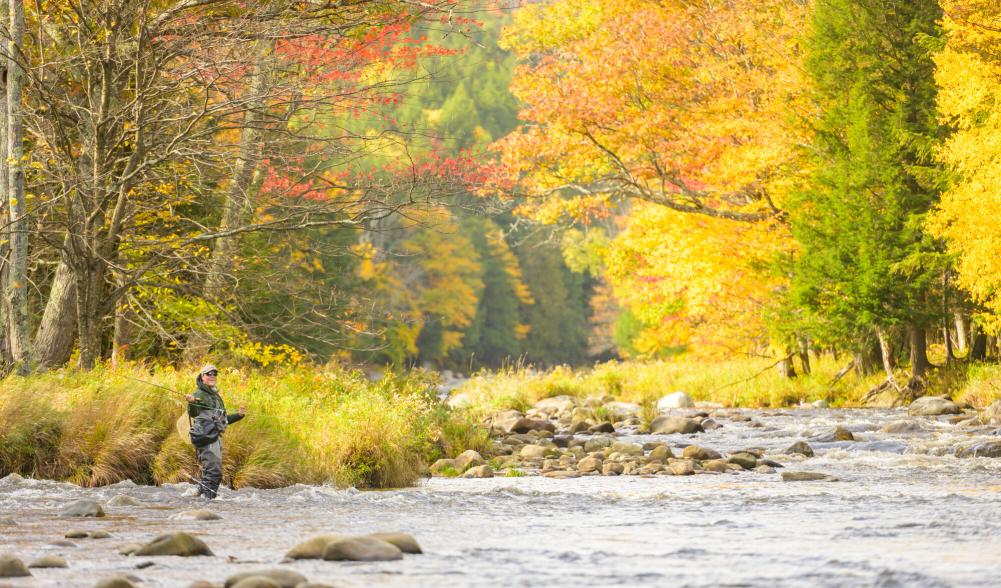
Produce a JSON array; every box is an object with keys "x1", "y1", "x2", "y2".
[{"x1": 3, "y1": 409, "x2": 1001, "y2": 587}]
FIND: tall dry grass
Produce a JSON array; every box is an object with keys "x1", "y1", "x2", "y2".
[{"x1": 0, "y1": 363, "x2": 465, "y2": 489}]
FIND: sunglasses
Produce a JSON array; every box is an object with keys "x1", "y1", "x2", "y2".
[{"x1": 204, "y1": 371, "x2": 218, "y2": 377}]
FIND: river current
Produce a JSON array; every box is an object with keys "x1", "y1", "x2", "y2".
[{"x1": 3, "y1": 408, "x2": 1001, "y2": 587}]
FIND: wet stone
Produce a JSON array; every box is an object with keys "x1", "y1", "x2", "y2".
[
  {"x1": 588, "y1": 422, "x2": 615, "y2": 434},
  {"x1": 323, "y1": 537, "x2": 403, "y2": 562},
  {"x1": 59, "y1": 500, "x2": 105, "y2": 518},
  {"x1": 784, "y1": 441, "x2": 815, "y2": 457},
  {"x1": 728, "y1": 452, "x2": 758, "y2": 469},
  {"x1": 285, "y1": 534, "x2": 343, "y2": 560},
  {"x1": 669, "y1": 460, "x2": 695, "y2": 475},
  {"x1": 170, "y1": 510, "x2": 221, "y2": 521},
  {"x1": 683, "y1": 445, "x2": 721, "y2": 461},
  {"x1": 782, "y1": 471, "x2": 836, "y2": 482},
  {"x1": 224, "y1": 568, "x2": 307, "y2": 588},
  {"x1": 461, "y1": 465, "x2": 493, "y2": 478},
  {"x1": 28, "y1": 556, "x2": 67, "y2": 569},
  {"x1": 453, "y1": 450, "x2": 485, "y2": 472},
  {"x1": 231, "y1": 578, "x2": 279, "y2": 588},
  {"x1": 65, "y1": 530, "x2": 89, "y2": 539},
  {"x1": 0, "y1": 555, "x2": 30, "y2": 578},
  {"x1": 106, "y1": 495, "x2": 141, "y2": 507},
  {"x1": 94, "y1": 577, "x2": 138, "y2": 588},
  {"x1": 368, "y1": 532, "x2": 422, "y2": 554},
  {"x1": 650, "y1": 416, "x2": 703, "y2": 435},
  {"x1": 90, "y1": 530, "x2": 112, "y2": 539},
  {"x1": 135, "y1": 532, "x2": 213, "y2": 557}
]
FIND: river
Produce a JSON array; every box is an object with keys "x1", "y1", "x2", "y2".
[{"x1": 3, "y1": 408, "x2": 1001, "y2": 587}]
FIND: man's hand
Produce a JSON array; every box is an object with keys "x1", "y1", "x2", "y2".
[
  {"x1": 185, "y1": 394, "x2": 196, "y2": 403},
  {"x1": 238, "y1": 405, "x2": 247, "y2": 416}
]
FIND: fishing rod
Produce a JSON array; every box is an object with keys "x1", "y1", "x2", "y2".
[{"x1": 123, "y1": 375, "x2": 218, "y2": 411}]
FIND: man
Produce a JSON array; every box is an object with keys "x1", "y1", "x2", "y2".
[{"x1": 185, "y1": 364, "x2": 246, "y2": 499}]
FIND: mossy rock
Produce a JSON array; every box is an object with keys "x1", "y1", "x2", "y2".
[
  {"x1": 322, "y1": 537, "x2": 402, "y2": 562},
  {"x1": 135, "y1": 532, "x2": 212, "y2": 557}
]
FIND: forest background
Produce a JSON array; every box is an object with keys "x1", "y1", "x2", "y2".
[{"x1": 3, "y1": 0, "x2": 1001, "y2": 488}]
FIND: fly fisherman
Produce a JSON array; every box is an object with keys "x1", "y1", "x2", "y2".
[{"x1": 185, "y1": 364, "x2": 246, "y2": 499}]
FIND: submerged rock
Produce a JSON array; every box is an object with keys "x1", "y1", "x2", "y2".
[
  {"x1": 682, "y1": 445, "x2": 720, "y2": 461},
  {"x1": 668, "y1": 460, "x2": 695, "y2": 475},
  {"x1": 230, "y1": 578, "x2": 280, "y2": 588},
  {"x1": 0, "y1": 555, "x2": 30, "y2": 577},
  {"x1": 65, "y1": 530, "x2": 89, "y2": 539},
  {"x1": 90, "y1": 530, "x2": 112, "y2": 539},
  {"x1": 94, "y1": 577, "x2": 138, "y2": 588},
  {"x1": 224, "y1": 568, "x2": 307, "y2": 588},
  {"x1": 322, "y1": 537, "x2": 403, "y2": 562},
  {"x1": 650, "y1": 416, "x2": 703, "y2": 435},
  {"x1": 285, "y1": 534, "x2": 343, "y2": 560},
  {"x1": 728, "y1": 452, "x2": 758, "y2": 470},
  {"x1": 908, "y1": 396, "x2": 961, "y2": 417},
  {"x1": 59, "y1": 500, "x2": 105, "y2": 518},
  {"x1": 880, "y1": 420, "x2": 923, "y2": 434},
  {"x1": 106, "y1": 495, "x2": 141, "y2": 507},
  {"x1": 170, "y1": 510, "x2": 221, "y2": 521},
  {"x1": 781, "y1": 471, "x2": 835, "y2": 482},
  {"x1": 957, "y1": 441, "x2": 1001, "y2": 458},
  {"x1": 28, "y1": 556, "x2": 67, "y2": 569},
  {"x1": 135, "y1": 532, "x2": 212, "y2": 557},
  {"x1": 117, "y1": 544, "x2": 142, "y2": 556},
  {"x1": 784, "y1": 441, "x2": 815, "y2": 457},
  {"x1": 583, "y1": 436, "x2": 614, "y2": 453},
  {"x1": 368, "y1": 532, "x2": 422, "y2": 554}
]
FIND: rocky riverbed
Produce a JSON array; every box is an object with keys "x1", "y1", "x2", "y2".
[{"x1": 4, "y1": 401, "x2": 1001, "y2": 587}]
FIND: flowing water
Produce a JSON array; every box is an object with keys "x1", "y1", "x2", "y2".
[{"x1": 3, "y1": 408, "x2": 1001, "y2": 587}]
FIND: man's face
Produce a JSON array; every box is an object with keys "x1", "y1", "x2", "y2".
[{"x1": 203, "y1": 370, "x2": 218, "y2": 385}]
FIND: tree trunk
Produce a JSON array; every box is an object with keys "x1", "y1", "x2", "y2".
[
  {"x1": 111, "y1": 293, "x2": 132, "y2": 366},
  {"x1": 954, "y1": 312, "x2": 968, "y2": 352},
  {"x1": 777, "y1": 354, "x2": 796, "y2": 378},
  {"x1": 875, "y1": 326, "x2": 898, "y2": 389},
  {"x1": 0, "y1": 0, "x2": 9, "y2": 370},
  {"x1": 32, "y1": 258, "x2": 77, "y2": 369},
  {"x1": 971, "y1": 332, "x2": 988, "y2": 361},
  {"x1": 5, "y1": 0, "x2": 27, "y2": 374},
  {"x1": 909, "y1": 325, "x2": 929, "y2": 379},
  {"x1": 797, "y1": 336, "x2": 811, "y2": 375},
  {"x1": 75, "y1": 264, "x2": 106, "y2": 369}
]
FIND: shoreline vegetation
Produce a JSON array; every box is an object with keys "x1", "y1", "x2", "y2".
[{"x1": 2, "y1": 358, "x2": 999, "y2": 490}]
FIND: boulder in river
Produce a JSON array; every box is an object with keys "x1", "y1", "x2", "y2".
[
  {"x1": 90, "y1": 530, "x2": 112, "y2": 539},
  {"x1": 368, "y1": 532, "x2": 422, "y2": 554},
  {"x1": 880, "y1": 420, "x2": 923, "y2": 434},
  {"x1": 668, "y1": 460, "x2": 695, "y2": 475},
  {"x1": 511, "y1": 417, "x2": 556, "y2": 434},
  {"x1": 453, "y1": 450, "x2": 485, "y2": 472},
  {"x1": 588, "y1": 422, "x2": 615, "y2": 434},
  {"x1": 728, "y1": 452, "x2": 758, "y2": 470},
  {"x1": 702, "y1": 459, "x2": 730, "y2": 473},
  {"x1": 577, "y1": 455, "x2": 603, "y2": 473},
  {"x1": 657, "y1": 391, "x2": 694, "y2": 410},
  {"x1": 94, "y1": 577, "x2": 138, "y2": 588},
  {"x1": 957, "y1": 441, "x2": 1001, "y2": 458},
  {"x1": 230, "y1": 578, "x2": 280, "y2": 588},
  {"x1": 650, "y1": 416, "x2": 703, "y2": 435},
  {"x1": 106, "y1": 495, "x2": 141, "y2": 507},
  {"x1": 983, "y1": 400, "x2": 1001, "y2": 425},
  {"x1": 490, "y1": 410, "x2": 525, "y2": 434},
  {"x1": 682, "y1": 445, "x2": 720, "y2": 461},
  {"x1": 28, "y1": 556, "x2": 67, "y2": 569},
  {"x1": 285, "y1": 534, "x2": 343, "y2": 560},
  {"x1": 135, "y1": 532, "x2": 213, "y2": 557},
  {"x1": 784, "y1": 441, "x2": 815, "y2": 457},
  {"x1": 602, "y1": 462, "x2": 624, "y2": 476},
  {"x1": 323, "y1": 537, "x2": 403, "y2": 562},
  {"x1": 169, "y1": 510, "x2": 221, "y2": 521},
  {"x1": 65, "y1": 530, "x2": 89, "y2": 539},
  {"x1": 908, "y1": 396, "x2": 961, "y2": 417},
  {"x1": 519, "y1": 444, "x2": 552, "y2": 459},
  {"x1": 0, "y1": 555, "x2": 31, "y2": 577},
  {"x1": 224, "y1": 568, "x2": 307, "y2": 588},
  {"x1": 59, "y1": 499, "x2": 105, "y2": 517},
  {"x1": 583, "y1": 436, "x2": 614, "y2": 453},
  {"x1": 647, "y1": 445, "x2": 673, "y2": 462},
  {"x1": 461, "y1": 465, "x2": 493, "y2": 478},
  {"x1": 429, "y1": 458, "x2": 455, "y2": 476},
  {"x1": 543, "y1": 470, "x2": 581, "y2": 479},
  {"x1": 117, "y1": 544, "x2": 142, "y2": 556},
  {"x1": 781, "y1": 471, "x2": 836, "y2": 482},
  {"x1": 602, "y1": 401, "x2": 641, "y2": 421}
]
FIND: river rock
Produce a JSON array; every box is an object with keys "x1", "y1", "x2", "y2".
[
  {"x1": 368, "y1": 532, "x2": 422, "y2": 554},
  {"x1": 28, "y1": 556, "x2": 67, "y2": 569},
  {"x1": 668, "y1": 460, "x2": 695, "y2": 475},
  {"x1": 511, "y1": 417, "x2": 556, "y2": 434},
  {"x1": 983, "y1": 400, "x2": 1001, "y2": 425},
  {"x1": 106, "y1": 495, "x2": 141, "y2": 507},
  {"x1": 135, "y1": 532, "x2": 212, "y2": 556},
  {"x1": 94, "y1": 577, "x2": 137, "y2": 588},
  {"x1": 0, "y1": 555, "x2": 30, "y2": 578},
  {"x1": 958, "y1": 441, "x2": 1001, "y2": 458},
  {"x1": 583, "y1": 436, "x2": 614, "y2": 453},
  {"x1": 648, "y1": 445, "x2": 673, "y2": 462},
  {"x1": 225, "y1": 568, "x2": 307, "y2": 588},
  {"x1": 453, "y1": 450, "x2": 485, "y2": 472},
  {"x1": 577, "y1": 456, "x2": 603, "y2": 473},
  {"x1": 728, "y1": 452, "x2": 758, "y2": 470},
  {"x1": 909, "y1": 396, "x2": 961, "y2": 417},
  {"x1": 285, "y1": 534, "x2": 343, "y2": 560},
  {"x1": 650, "y1": 416, "x2": 703, "y2": 435},
  {"x1": 568, "y1": 420, "x2": 591, "y2": 434},
  {"x1": 90, "y1": 530, "x2": 112, "y2": 539},
  {"x1": 784, "y1": 441, "x2": 815, "y2": 457},
  {"x1": 430, "y1": 459, "x2": 455, "y2": 475},
  {"x1": 610, "y1": 442, "x2": 643, "y2": 457},
  {"x1": 602, "y1": 401, "x2": 640, "y2": 421},
  {"x1": 65, "y1": 530, "x2": 89, "y2": 539},
  {"x1": 701, "y1": 418, "x2": 721, "y2": 431},
  {"x1": 490, "y1": 410, "x2": 525, "y2": 434},
  {"x1": 117, "y1": 544, "x2": 142, "y2": 556},
  {"x1": 782, "y1": 471, "x2": 835, "y2": 482},
  {"x1": 813, "y1": 426, "x2": 855, "y2": 442},
  {"x1": 544, "y1": 470, "x2": 581, "y2": 479},
  {"x1": 588, "y1": 422, "x2": 615, "y2": 434},
  {"x1": 682, "y1": 445, "x2": 720, "y2": 461},
  {"x1": 602, "y1": 462, "x2": 624, "y2": 476},
  {"x1": 702, "y1": 459, "x2": 730, "y2": 473},
  {"x1": 461, "y1": 465, "x2": 493, "y2": 478},
  {"x1": 519, "y1": 444, "x2": 551, "y2": 459},
  {"x1": 657, "y1": 391, "x2": 694, "y2": 410},
  {"x1": 170, "y1": 510, "x2": 221, "y2": 521},
  {"x1": 230, "y1": 578, "x2": 280, "y2": 588},
  {"x1": 188, "y1": 582, "x2": 215, "y2": 588},
  {"x1": 532, "y1": 396, "x2": 576, "y2": 417},
  {"x1": 880, "y1": 420, "x2": 923, "y2": 434},
  {"x1": 323, "y1": 537, "x2": 403, "y2": 562},
  {"x1": 59, "y1": 500, "x2": 105, "y2": 517}
]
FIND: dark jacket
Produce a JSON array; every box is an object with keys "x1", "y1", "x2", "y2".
[{"x1": 187, "y1": 378, "x2": 244, "y2": 425}]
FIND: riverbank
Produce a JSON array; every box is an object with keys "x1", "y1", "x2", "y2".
[{"x1": 0, "y1": 364, "x2": 485, "y2": 489}]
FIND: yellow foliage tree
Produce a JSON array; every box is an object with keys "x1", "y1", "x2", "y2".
[{"x1": 929, "y1": 1, "x2": 1001, "y2": 332}]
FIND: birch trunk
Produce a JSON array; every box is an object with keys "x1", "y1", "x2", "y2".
[{"x1": 5, "y1": 0, "x2": 28, "y2": 373}]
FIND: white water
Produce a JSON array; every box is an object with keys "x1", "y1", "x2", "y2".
[{"x1": 3, "y1": 408, "x2": 1001, "y2": 587}]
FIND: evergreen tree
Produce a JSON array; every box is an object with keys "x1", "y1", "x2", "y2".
[{"x1": 787, "y1": 0, "x2": 948, "y2": 387}]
